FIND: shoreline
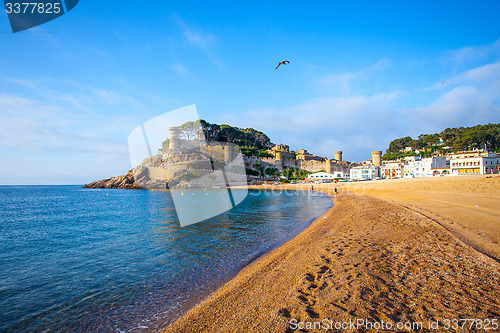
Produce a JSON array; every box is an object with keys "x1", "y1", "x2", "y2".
[
  {"x1": 161, "y1": 176, "x2": 500, "y2": 332},
  {"x1": 157, "y1": 188, "x2": 334, "y2": 330}
]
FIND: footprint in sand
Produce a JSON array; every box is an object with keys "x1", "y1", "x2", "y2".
[
  {"x1": 306, "y1": 308, "x2": 320, "y2": 318},
  {"x1": 278, "y1": 308, "x2": 291, "y2": 318},
  {"x1": 319, "y1": 281, "x2": 328, "y2": 290},
  {"x1": 331, "y1": 303, "x2": 348, "y2": 312},
  {"x1": 317, "y1": 265, "x2": 327, "y2": 273},
  {"x1": 305, "y1": 273, "x2": 315, "y2": 282},
  {"x1": 297, "y1": 292, "x2": 317, "y2": 306},
  {"x1": 308, "y1": 283, "x2": 318, "y2": 290}
]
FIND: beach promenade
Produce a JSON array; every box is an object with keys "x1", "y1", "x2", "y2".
[{"x1": 162, "y1": 176, "x2": 500, "y2": 332}]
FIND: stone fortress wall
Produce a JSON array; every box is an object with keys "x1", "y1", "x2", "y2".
[
  {"x1": 166, "y1": 126, "x2": 357, "y2": 176},
  {"x1": 243, "y1": 148, "x2": 354, "y2": 174}
]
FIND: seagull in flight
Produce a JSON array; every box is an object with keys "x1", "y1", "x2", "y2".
[
  {"x1": 275, "y1": 60, "x2": 290, "y2": 70},
  {"x1": 442, "y1": 81, "x2": 447, "y2": 86}
]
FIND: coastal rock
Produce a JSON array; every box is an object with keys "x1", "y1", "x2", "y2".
[
  {"x1": 175, "y1": 180, "x2": 191, "y2": 189},
  {"x1": 83, "y1": 170, "x2": 143, "y2": 189}
]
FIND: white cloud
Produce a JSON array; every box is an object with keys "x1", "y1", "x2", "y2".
[
  {"x1": 172, "y1": 16, "x2": 221, "y2": 66},
  {"x1": 1, "y1": 76, "x2": 149, "y2": 115},
  {"x1": 408, "y1": 81, "x2": 500, "y2": 131},
  {"x1": 453, "y1": 61, "x2": 500, "y2": 84},
  {"x1": 449, "y1": 39, "x2": 500, "y2": 66},
  {"x1": 0, "y1": 77, "x2": 39, "y2": 89},
  {"x1": 0, "y1": 93, "x2": 128, "y2": 155},
  {"x1": 216, "y1": 92, "x2": 400, "y2": 161},
  {"x1": 0, "y1": 91, "x2": 136, "y2": 184},
  {"x1": 183, "y1": 28, "x2": 215, "y2": 50},
  {"x1": 0, "y1": 75, "x2": 159, "y2": 184},
  {"x1": 217, "y1": 57, "x2": 500, "y2": 162},
  {"x1": 317, "y1": 59, "x2": 390, "y2": 95},
  {"x1": 170, "y1": 63, "x2": 190, "y2": 77}
]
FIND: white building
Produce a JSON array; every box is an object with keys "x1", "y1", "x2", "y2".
[
  {"x1": 403, "y1": 156, "x2": 450, "y2": 178},
  {"x1": 307, "y1": 171, "x2": 344, "y2": 180},
  {"x1": 381, "y1": 161, "x2": 405, "y2": 179},
  {"x1": 403, "y1": 156, "x2": 422, "y2": 178},
  {"x1": 423, "y1": 157, "x2": 450, "y2": 177},
  {"x1": 350, "y1": 165, "x2": 380, "y2": 180},
  {"x1": 430, "y1": 167, "x2": 452, "y2": 177},
  {"x1": 449, "y1": 151, "x2": 499, "y2": 176}
]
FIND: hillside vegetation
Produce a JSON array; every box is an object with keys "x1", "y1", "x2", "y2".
[
  {"x1": 160, "y1": 120, "x2": 273, "y2": 156},
  {"x1": 383, "y1": 123, "x2": 500, "y2": 160}
]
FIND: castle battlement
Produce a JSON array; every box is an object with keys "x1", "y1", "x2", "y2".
[{"x1": 166, "y1": 126, "x2": 355, "y2": 175}]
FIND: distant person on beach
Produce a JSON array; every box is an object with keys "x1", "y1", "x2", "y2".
[
  {"x1": 334, "y1": 187, "x2": 338, "y2": 197},
  {"x1": 310, "y1": 185, "x2": 314, "y2": 191}
]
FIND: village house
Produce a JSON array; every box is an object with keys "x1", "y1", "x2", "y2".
[{"x1": 449, "y1": 150, "x2": 499, "y2": 176}]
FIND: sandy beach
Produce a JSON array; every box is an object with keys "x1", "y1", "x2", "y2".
[{"x1": 162, "y1": 176, "x2": 500, "y2": 332}]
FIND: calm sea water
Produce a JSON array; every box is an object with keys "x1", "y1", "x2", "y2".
[{"x1": 0, "y1": 186, "x2": 332, "y2": 332}]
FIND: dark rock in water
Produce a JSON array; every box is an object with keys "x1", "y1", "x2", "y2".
[{"x1": 83, "y1": 170, "x2": 144, "y2": 189}]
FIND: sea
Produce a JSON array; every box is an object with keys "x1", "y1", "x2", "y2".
[{"x1": 0, "y1": 185, "x2": 332, "y2": 332}]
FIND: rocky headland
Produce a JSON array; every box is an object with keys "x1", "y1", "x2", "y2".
[{"x1": 83, "y1": 170, "x2": 143, "y2": 189}]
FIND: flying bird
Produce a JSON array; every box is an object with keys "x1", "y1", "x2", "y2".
[
  {"x1": 275, "y1": 60, "x2": 290, "y2": 69},
  {"x1": 442, "y1": 81, "x2": 447, "y2": 85}
]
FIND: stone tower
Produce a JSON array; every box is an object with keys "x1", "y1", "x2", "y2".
[
  {"x1": 275, "y1": 151, "x2": 283, "y2": 171},
  {"x1": 335, "y1": 151, "x2": 343, "y2": 162},
  {"x1": 275, "y1": 151, "x2": 283, "y2": 161},
  {"x1": 169, "y1": 127, "x2": 180, "y2": 151},
  {"x1": 372, "y1": 151, "x2": 382, "y2": 167},
  {"x1": 325, "y1": 160, "x2": 332, "y2": 174},
  {"x1": 224, "y1": 145, "x2": 232, "y2": 164}
]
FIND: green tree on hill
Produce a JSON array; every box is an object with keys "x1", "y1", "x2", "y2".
[
  {"x1": 383, "y1": 123, "x2": 500, "y2": 160},
  {"x1": 160, "y1": 120, "x2": 273, "y2": 157}
]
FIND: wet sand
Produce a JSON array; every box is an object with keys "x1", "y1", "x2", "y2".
[{"x1": 162, "y1": 176, "x2": 500, "y2": 332}]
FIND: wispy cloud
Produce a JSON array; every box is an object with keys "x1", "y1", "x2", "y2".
[
  {"x1": 448, "y1": 38, "x2": 500, "y2": 66},
  {"x1": 453, "y1": 61, "x2": 500, "y2": 84},
  {"x1": 172, "y1": 16, "x2": 221, "y2": 66},
  {"x1": 217, "y1": 55, "x2": 500, "y2": 162},
  {"x1": 408, "y1": 62, "x2": 500, "y2": 130},
  {"x1": 0, "y1": 76, "x2": 40, "y2": 89},
  {"x1": 216, "y1": 91, "x2": 400, "y2": 161},
  {"x1": 183, "y1": 26, "x2": 215, "y2": 50},
  {"x1": 1, "y1": 76, "x2": 147, "y2": 113},
  {"x1": 0, "y1": 90, "x2": 140, "y2": 183},
  {"x1": 317, "y1": 59, "x2": 390, "y2": 95},
  {"x1": 169, "y1": 63, "x2": 191, "y2": 77},
  {"x1": 0, "y1": 76, "x2": 163, "y2": 184},
  {"x1": 0, "y1": 93, "x2": 128, "y2": 155}
]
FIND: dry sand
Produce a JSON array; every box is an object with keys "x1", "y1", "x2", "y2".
[
  {"x1": 162, "y1": 176, "x2": 500, "y2": 332},
  {"x1": 322, "y1": 175, "x2": 500, "y2": 261}
]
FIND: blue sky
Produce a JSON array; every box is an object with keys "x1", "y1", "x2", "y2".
[{"x1": 1, "y1": 1, "x2": 500, "y2": 184}]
